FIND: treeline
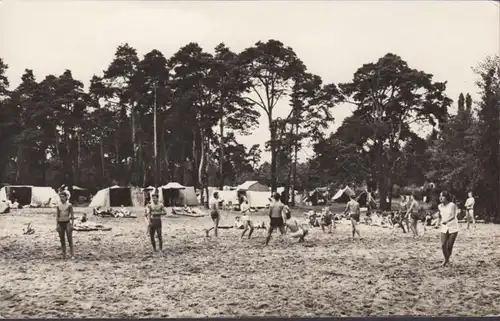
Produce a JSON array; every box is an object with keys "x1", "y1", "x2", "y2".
[{"x1": 0, "y1": 40, "x2": 498, "y2": 220}]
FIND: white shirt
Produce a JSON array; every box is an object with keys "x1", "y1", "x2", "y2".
[
  {"x1": 439, "y1": 202, "x2": 459, "y2": 234},
  {"x1": 465, "y1": 197, "x2": 475, "y2": 210},
  {"x1": 240, "y1": 203, "x2": 250, "y2": 220}
]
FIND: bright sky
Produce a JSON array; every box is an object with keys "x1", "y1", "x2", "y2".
[{"x1": 1, "y1": 0, "x2": 498, "y2": 163}]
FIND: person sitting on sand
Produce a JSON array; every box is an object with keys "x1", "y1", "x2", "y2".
[
  {"x1": 264, "y1": 193, "x2": 286, "y2": 246},
  {"x1": 438, "y1": 191, "x2": 459, "y2": 267},
  {"x1": 240, "y1": 199, "x2": 255, "y2": 239},
  {"x1": 284, "y1": 208, "x2": 308, "y2": 243},
  {"x1": 320, "y1": 207, "x2": 334, "y2": 233},
  {"x1": 145, "y1": 192, "x2": 167, "y2": 252},
  {"x1": 343, "y1": 195, "x2": 361, "y2": 240},
  {"x1": 205, "y1": 191, "x2": 223, "y2": 237},
  {"x1": 56, "y1": 192, "x2": 75, "y2": 260}
]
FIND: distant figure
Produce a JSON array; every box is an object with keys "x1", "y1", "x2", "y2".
[
  {"x1": 56, "y1": 192, "x2": 75, "y2": 260},
  {"x1": 320, "y1": 207, "x2": 334, "y2": 233},
  {"x1": 343, "y1": 195, "x2": 361, "y2": 240},
  {"x1": 145, "y1": 192, "x2": 167, "y2": 252},
  {"x1": 406, "y1": 193, "x2": 420, "y2": 237},
  {"x1": 399, "y1": 195, "x2": 409, "y2": 233},
  {"x1": 205, "y1": 192, "x2": 223, "y2": 237},
  {"x1": 438, "y1": 191, "x2": 459, "y2": 267},
  {"x1": 464, "y1": 191, "x2": 476, "y2": 230},
  {"x1": 265, "y1": 193, "x2": 286, "y2": 246}
]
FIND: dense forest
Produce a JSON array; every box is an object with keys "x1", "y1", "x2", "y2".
[{"x1": 0, "y1": 40, "x2": 498, "y2": 220}]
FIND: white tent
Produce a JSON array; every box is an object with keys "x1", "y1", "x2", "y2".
[
  {"x1": 89, "y1": 186, "x2": 142, "y2": 208},
  {"x1": 332, "y1": 186, "x2": 356, "y2": 203},
  {"x1": 0, "y1": 185, "x2": 59, "y2": 207}
]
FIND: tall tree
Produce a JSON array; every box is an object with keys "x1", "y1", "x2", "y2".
[
  {"x1": 212, "y1": 43, "x2": 259, "y2": 189},
  {"x1": 339, "y1": 53, "x2": 452, "y2": 210},
  {"x1": 474, "y1": 55, "x2": 500, "y2": 222},
  {"x1": 239, "y1": 40, "x2": 306, "y2": 193}
]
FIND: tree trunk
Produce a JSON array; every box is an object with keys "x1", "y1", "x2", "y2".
[
  {"x1": 198, "y1": 129, "x2": 205, "y2": 206},
  {"x1": 131, "y1": 104, "x2": 137, "y2": 184},
  {"x1": 269, "y1": 118, "x2": 277, "y2": 193},
  {"x1": 291, "y1": 139, "x2": 298, "y2": 207},
  {"x1": 100, "y1": 138, "x2": 105, "y2": 185},
  {"x1": 192, "y1": 130, "x2": 198, "y2": 189},
  {"x1": 219, "y1": 116, "x2": 224, "y2": 190},
  {"x1": 376, "y1": 143, "x2": 389, "y2": 211}
]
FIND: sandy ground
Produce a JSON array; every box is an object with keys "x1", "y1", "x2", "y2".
[{"x1": 1, "y1": 206, "x2": 500, "y2": 318}]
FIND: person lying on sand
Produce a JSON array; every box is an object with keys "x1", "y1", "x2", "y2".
[
  {"x1": 145, "y1": 192, "x2": 167, "y2": 252},
  {"x1": 205, "y1": 192, "x2": 223, "y2": 238},
  {"x1": 56, "y1": 192, "x2": 75, "y2": 260},
  {"x1": 343, "y1": 195, "x2": 361, "y2": 240},
  {"x1": 284, "y1": 210, "x2": 309, "y2": 243},
  {"x1": 240, "y1": 199, "x2": 255, "y2": 239}
]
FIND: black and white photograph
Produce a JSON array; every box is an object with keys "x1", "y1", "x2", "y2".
[{"x1": 0, "y1": 0, "x2": 499, "y2": 318}]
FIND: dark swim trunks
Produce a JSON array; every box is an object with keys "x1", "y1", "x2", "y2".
[
  {"x1": 211, "y1": 210, "x2": 220, "y2": 220},
  {"x1": 57, "y1": 221, "x2": 70, "y2": 232},
  {"x1": 270, "y1": 217, "x2": 284, "y2": 228},
  {"x1": 149, "y1": 218, "x2": 162, "y2": 234},
  {"x1": 350, "y1": 213, "x2": 360, "y2": 222}
]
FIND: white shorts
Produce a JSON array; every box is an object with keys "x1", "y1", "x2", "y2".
[
  {"x1": 241, "y1": 215, "x2": 250, "y2": 222},
  {"x1": 440, "y1": 221, "x2": 459, "y2": 234},
  {"x1": 466, "y1": 209, "x2": 474, "y2": 216}
]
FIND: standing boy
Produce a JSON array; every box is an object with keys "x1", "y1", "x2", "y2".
[{"x1": 56, "y1": 192, "x2": 75, "y2": 259}]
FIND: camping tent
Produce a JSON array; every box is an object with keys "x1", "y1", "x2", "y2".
[
  {"x1": 70, "y1": 185, "x2": 91, "y2": 204},
  {"x1": 236, "y1": 181, "x2": 271, "y2": 208},
  {"x1": 332, "y1": 186, "x2": 356, "y2": 203},
  {"x1": 180, "y1": 186, "x2": 199, "y2": 206},
  {"x1": 89, "y1": 186, "x2": 142, "y2": 208},
  {"x1": 0, "y1": 185, "x2": 59, "y2": 207},
  {"x1": 158, "y1": 182, "x2": 189, "y2": 207},
  {"x1": 304, "y1": 187, "x2": 330, "y2": 206},
  {"x1": 236, "y1": 181, "x2": 269, "y2": 192}
]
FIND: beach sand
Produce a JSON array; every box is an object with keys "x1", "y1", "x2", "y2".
[{"x1": 1, "y1": 207, "x2": 499, "y2": 317}]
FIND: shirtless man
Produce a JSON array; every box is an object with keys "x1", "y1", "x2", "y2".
[
  {"x1": 406, "y1": 193, "x2": 420, "y2": 237},
  {"x1": 320, "y1": 207, "x2": 334, "y2": 233},
  {"x1": 145, "y1": 192, "x2": 167, "y2": 252},
  {"x1": 265, "y1": 193, "x2": 286, "y2": 246},
  {"x1": 464, "y1": 191, "x2": 476, "y2": 230},
  {"x1": 56, "y1": 192, "x2": 75, "y2": 259},
  {"x1": 205, "y1": 192, "x2": 223, "y2": 237},
  {"x1": 343, "y1": 195, "x2": 361, "y2": 240},
  {"x1": 284, "y1": 209, "x2": 308, "y2": 243}
]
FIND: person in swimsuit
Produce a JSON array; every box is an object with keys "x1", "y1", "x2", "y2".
[
  {"x1": 205, "y1": 191, "x2": 223, "y2": 237},
  {"x1": 265, "y1": 193, "x2": 286, "y2": 246},
  {"x1": 438, "y1": 191, "x2": 459, "y2": 267},
  {"x1": 399, "y1": 195, "x2": 409, "y2": 233},
  {"x1": 240, "y1": 199, "x2": 255, "y2": 239},
  {"x1": 406, "y1": 193, "x2": 420, "y2": 237},
  {"x1": 56, "y1": 192, "x2": 75, "y2": 260},
  {"x1": 145, "y1": 192, "x2": 167, "y2": 252},
  {"x1": 284, "y1": 209, "x2": 308, "y2": 243},
  {"x1": 343, "y1": 195, "x2": 361, "y2": 240},
  {"x1": 464, "y1": 191, "x2": 476, "y2": 230}
]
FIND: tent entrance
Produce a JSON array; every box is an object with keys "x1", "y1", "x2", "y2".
[
  {"x1": 109, "y1": 188, "x2": 132, "y2": 207},
  {"x1": 7, "y1": 186, "x2": 32, "y2": 206},
  {"x1": 162, "y1": 189, "x2": 181, "y2": 207}
]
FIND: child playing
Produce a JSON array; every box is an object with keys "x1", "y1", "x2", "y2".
[{"x1": 56, "y1": 192, "x2": 75, "y2": 260}]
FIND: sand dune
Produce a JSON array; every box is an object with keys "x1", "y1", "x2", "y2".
[{"x1": 1, "y1": 207, "x2": 499, "y2": 317}]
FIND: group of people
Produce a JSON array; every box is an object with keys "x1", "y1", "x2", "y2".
[{"x1": 52, "y1": 186, "x2": 475, "y2": 267}]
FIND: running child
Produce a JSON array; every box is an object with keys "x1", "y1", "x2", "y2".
[{"x1": 240, "y1": 199, "x2": 255, "y2": 239}]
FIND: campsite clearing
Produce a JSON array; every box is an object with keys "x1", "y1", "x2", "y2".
[{"x1": 1, "y1": 207, "x2": 499, "y2": 317}]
